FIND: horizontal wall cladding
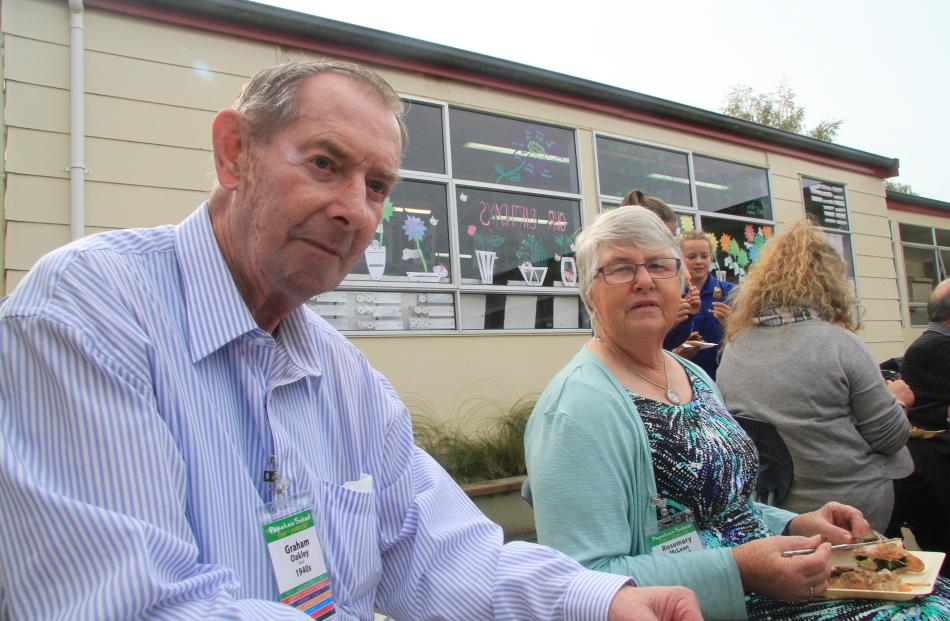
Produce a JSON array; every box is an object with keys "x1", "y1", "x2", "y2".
[
  {"x1": 6, "y1": 128, "x2": 216, "y2": 190},
  {"x1": 4, "y1": 35, "x2": 250, "y2": 111},
  {"x1": 866, "y1": 341, "x2": 904, "y2": 361},
  {"x1": 3, "y1": 0, "x2": 277, "y2": 74},
  {"x1": 5, "y1": 221, "x2": 114, "y2": 270},
  {"x1": 6, "y1": 174, "x2": 204, "y2": 228},
  {"x1": 861, "y1": 298, "x2": 901, "y2": 322},
  {"x1": 5, "y1": 82, "x2": 215, "y2": 150}
]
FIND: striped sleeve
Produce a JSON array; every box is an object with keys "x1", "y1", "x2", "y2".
[{"x1": 0, "y1": 314, "x2": 308, "y2": 620}]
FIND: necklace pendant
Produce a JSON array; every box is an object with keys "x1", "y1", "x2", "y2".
[{"x1": 666, "y1": 387, "x2": 682, "y2": 405}]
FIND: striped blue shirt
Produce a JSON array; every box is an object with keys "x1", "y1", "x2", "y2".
[{"x1": 0, "y1": 204, "x2": 628, "y2": 620}]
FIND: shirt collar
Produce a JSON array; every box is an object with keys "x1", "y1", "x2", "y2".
[
  {"x1": 176, "y1": 203, "x2": 260, "y2": 363},
  {"x1": 927, "y1": 321, "x2": 950, "y2": 338}
]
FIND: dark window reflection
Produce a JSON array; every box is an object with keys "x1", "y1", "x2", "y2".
[
  {"x1": 449, "y1": 108, "x2": 579, "y2": 193},
  {"x1": 801, "y1": 177, "x2": 848, "y2": 230},
  {"x1": 695, "y1": 156, "x2": 771, "y2": 219},
  {"x1": 455, "y1": 186, "x2": 581, "y2": 286},
  {"x1": 402, "y1": 100, "x2": 445, "y2": 174},
  {"x1": 596, "y1": 137, "x2": 692, "y2": 207},
  {"x1": 349, "y1": 180, "x2": 451, "y2": 282}
]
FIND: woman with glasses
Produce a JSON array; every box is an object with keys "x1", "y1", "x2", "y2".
[{"x1": 525, "y1": 207, "x2": 950, "y2": 620}]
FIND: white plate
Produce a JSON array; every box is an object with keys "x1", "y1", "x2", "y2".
[
  {"x1": 681, "y1": 341, "x2": 718, "y2": 350},
  {"x1": 825, "y1": 549, "x2": 945, "y2": 601}
]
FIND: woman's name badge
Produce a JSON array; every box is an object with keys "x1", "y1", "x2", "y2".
[
  {"x1": 647, "y1": 509, "x2": 703, "y2": 555},
  {"x1": 261, "y1": 495, "x2": 336, "y2": 619}
]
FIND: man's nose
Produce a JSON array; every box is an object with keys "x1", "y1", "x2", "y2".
[{"x1": 331, "y1": 176, "x2": 374, "y2": 229}]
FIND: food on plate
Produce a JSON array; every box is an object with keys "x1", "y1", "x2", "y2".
[
  {"x1": 854, "y1": 540, "x2": 925, "y2": 574},
  {"x1": 828, "y1": 566, "x2": 911, "y2": 592}
]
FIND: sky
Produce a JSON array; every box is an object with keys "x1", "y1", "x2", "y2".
[{"x1": 259, "y1": 0, "x2": 950, "y2": 201}]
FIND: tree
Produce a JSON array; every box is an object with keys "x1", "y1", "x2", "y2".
[
  {"x1": 721, "y1": 80, "x2": 842, "y2": 142},
  {"x1": 885, "y1": 180, "x2": 918, "y2": 195}
]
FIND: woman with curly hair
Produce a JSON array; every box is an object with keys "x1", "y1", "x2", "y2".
[{"x1": 717, "y1": 219, "x2": 913, "y2": 531}]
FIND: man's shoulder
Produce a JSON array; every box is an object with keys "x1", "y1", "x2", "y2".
[
  {"x1": 3, "y1": 226, "x2": 177, "y2": 320},
  {"x1": 908, "y1": 328, "x2": 950, "y2": 353}
]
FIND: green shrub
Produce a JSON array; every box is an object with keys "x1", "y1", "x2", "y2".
[{"x1": 412, "y1": 396, "x2": 536, "y2": 484}]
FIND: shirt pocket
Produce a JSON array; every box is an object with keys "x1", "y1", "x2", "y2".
[{"x1": 314, "y1": 477, "x2": 382, "y2": 615}]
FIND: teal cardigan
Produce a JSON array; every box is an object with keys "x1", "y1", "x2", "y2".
[{"x1": 525, "y1": 345, "x2": 797, "y2": 621}]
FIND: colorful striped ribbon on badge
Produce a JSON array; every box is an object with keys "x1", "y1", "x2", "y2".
[{"x1": 281, "y1": 573, "x2": 335, "y2": 619}]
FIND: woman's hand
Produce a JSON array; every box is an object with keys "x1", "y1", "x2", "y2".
[
  {"x1": 711, "y1": 301, "x2": 731, "y2": 324},
  {"x1": 787, "y1": 502, "x2": 871, "y2": 543},
  {"x1": 732, "y1": 535, "x2": 831, "y2": 600},
  {"x1": 885, "y1": 379, "x2": 915, "y2": 409}
]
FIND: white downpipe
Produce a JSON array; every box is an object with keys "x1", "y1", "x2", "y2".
[{"x1": 68, "y1": 0, "x2": 86, "y2": 240}]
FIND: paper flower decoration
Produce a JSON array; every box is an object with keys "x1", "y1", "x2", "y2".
[{"x1": 402, "y1": 215, "x2": 428, "y2": 272}]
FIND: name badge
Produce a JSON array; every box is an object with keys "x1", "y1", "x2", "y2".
[
  {"x1": 647, "y1": 508, "x2": 704, "y2": 555},
  {"x1": 261, "y1": 494, "x2": 336, "y2": 619}
]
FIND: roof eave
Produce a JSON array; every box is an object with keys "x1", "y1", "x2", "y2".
[{"x1": 94, "y1": 0, "x2": 900, "y2": 177}]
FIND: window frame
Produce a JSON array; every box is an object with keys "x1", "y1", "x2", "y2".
[
  {"x1": 330, "y1": 96, "x2": 590, "y2": 335},
  {"x1": 594, "y1": 132, "x2": 776, "y2": 284},
  {"x1": 799, "y1": 176, "x2": 859, "y2": 299},
  {"x1": 897, "y1": 222, "x2": 950, "y2": 327}
]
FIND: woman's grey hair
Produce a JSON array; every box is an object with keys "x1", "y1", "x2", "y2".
[
  {"x1": 233, "y1": 60, "x2": 408, "y2": 148},
  {"x1": 575, "y1": 206, "x2": 684, "y2": 320}
]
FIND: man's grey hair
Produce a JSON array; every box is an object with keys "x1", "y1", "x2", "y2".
[
  {"x1": 233, "y1": 59, "x2": 407, "y2": 148},
  {"x1": 574, "y1": 206, "x2": 685, "y2": 320},
  {"x1": 928, "y1": 278, "x2": 950, "y2": 323}
]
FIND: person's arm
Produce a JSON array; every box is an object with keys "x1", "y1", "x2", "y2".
[
  {"x1": 369, "y1": 376, "x2": 631, "y2": 620},
  {"x1": 842, "y1": 334, "x2": 911, "y2": 455},
  {"x1": 525, "y1": 386, "x2": 747, "y2": 621},
  {"x1": 0, "y1": 315, "x2": 308, "y2": 619}
]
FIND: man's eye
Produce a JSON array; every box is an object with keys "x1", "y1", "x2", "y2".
[
  {"x1": 610, "y1": 265, "x2": 635, "y2": 275},
  {"x1": 312, "y1": 156, "x2": 331, "y2": 170},
  {"x1": 367, "y1": 180, "x2": 386, "y2": 195}
]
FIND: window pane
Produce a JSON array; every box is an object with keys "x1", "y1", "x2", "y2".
[
  {"x1": 903, "y1": 246, "x2": 937, "y2": 303},
  {"x1": 449, "y1": 108, "x2": 578, "y2": 193},
  {"x1": 824, "y1": 231, "x2": 856, "y2": 292},
  {"x1": 695, "y1": 156, "x2": 771, "y2": 219},
  {"x1": 595, "y1": 137, "x2": 692, "y2": 206},
  {"x1": 899, "y1": 222, "x2": 933, "y2": 245},
  {"x1": 676, "y1": 212, "x2": 697, "y2": 236},
  {"x1": 401, "y1": 100, "x2": 445, "y2": 174},
  {"x1": 909, "y1": 305, "x2": 930, "y2": 327},
  {"x1": 348, "y1": 180, "x2": 451, "y2": 283},
  {"x1": 801, "y1": 177, "x2": 848, "y2": 230},
  {"x1": 456, "y1": 186, "x2": 581, "y2": 287},
  {"x1": 936, "y1": 228, "x2": 950, "y2": 247},
  {"x1": 308, "y1": 290, "x2": 456, "y2": 331},
  {"x1": 698, "y1": 217, "x2": 774, "y2": 284},
  {"x1": 942, "y1": 249, "x2": 950, "y2": 280},
  {"x1": 460, "y1": 293, "x2": 590, "y2": 330}
]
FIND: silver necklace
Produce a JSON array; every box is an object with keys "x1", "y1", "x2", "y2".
[{"x1": 597, "y1": 337, "x2": 682, "y2": 405}]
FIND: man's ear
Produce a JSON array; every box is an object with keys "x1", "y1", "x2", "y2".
[{"x1": 211, "y1": 109, "x2": 246, "y2": 190}]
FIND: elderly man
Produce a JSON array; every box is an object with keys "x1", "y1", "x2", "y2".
[
  {"x1": 890, "y1": 279, "x2": 950, "y2": 572},
  {"x1": 0, "y1": 61, "x2": 700, "y2": 620},
  {"x1": 901, "y1": 278, "x2": 950, "y2": 431}
]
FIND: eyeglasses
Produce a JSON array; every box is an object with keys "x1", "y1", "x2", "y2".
[{"x1": 596, "y1": 258, "x2": 681, "y2": 285}]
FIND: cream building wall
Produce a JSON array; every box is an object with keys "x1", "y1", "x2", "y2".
[{"x1": 1, "y1": 0, "x2": 910, "y2": 424}]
